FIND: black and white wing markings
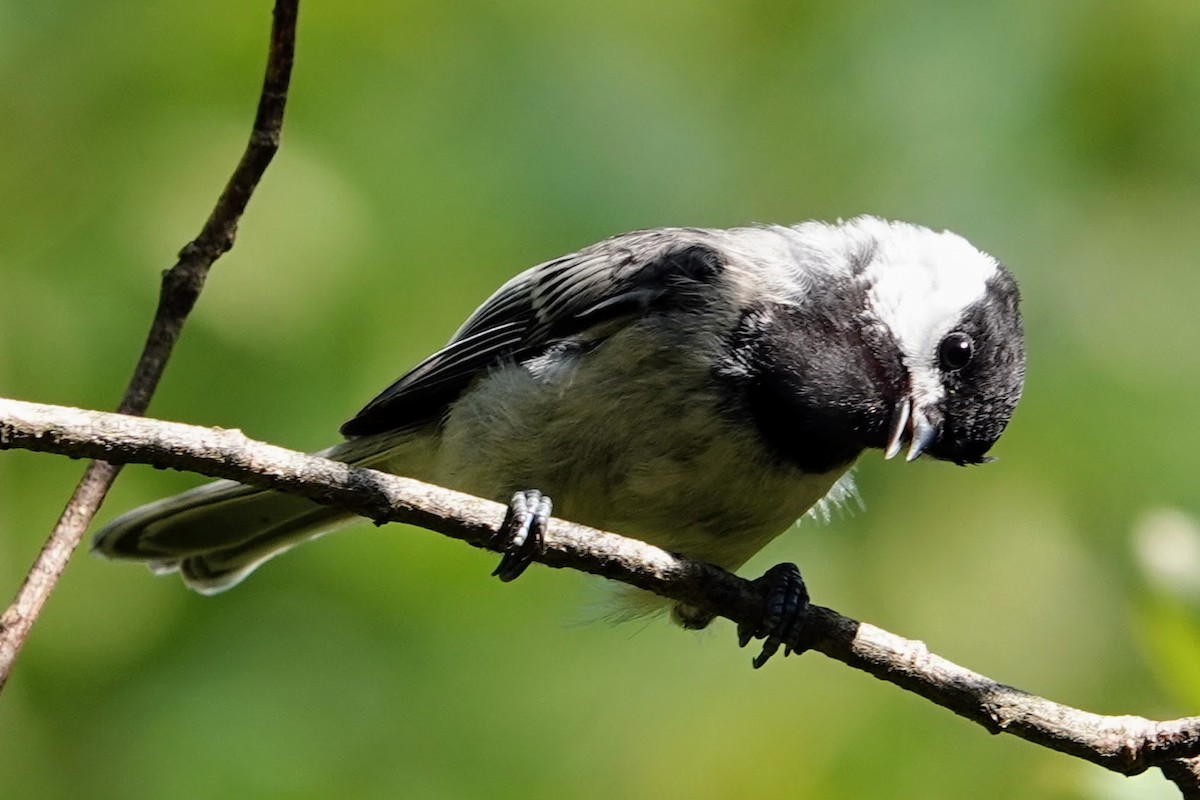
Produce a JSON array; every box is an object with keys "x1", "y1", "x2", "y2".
[{"x1": 340, "y1": 229, "x2": 724, "y2": 437}]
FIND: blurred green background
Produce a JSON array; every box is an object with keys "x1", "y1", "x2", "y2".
[{"x1": 2, "y1": 1, "x2": 1199, "y2": 798}]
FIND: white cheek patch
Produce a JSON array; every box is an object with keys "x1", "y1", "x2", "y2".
[{"x1": 861, "y1": 222, "x2": 997, "y2": 403}]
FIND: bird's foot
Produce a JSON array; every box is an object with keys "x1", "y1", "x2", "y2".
[
  {"x1": 736, "y1": 562, "x2": 811, "y2": 669},
  {"x1": 491, "y1": 489, "x2": 551, "y2": 582}
]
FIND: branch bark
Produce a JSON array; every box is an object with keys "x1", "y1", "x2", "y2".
[
  {"x1": 0, "y1": 1, "x2": 298, "y2": 692},
  {"x1": 2, "y1": 396, "x2": 1198, "y2": 791}
]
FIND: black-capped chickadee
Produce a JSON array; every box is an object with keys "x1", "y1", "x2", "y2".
[{"x1": 94, "y1": 216, "x2": 1026, "y2": 666}]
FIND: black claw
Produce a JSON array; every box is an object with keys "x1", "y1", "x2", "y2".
[
  {"x1": 737, "y1": 624, "x2": 754, "y2": 649},
  {"x1": 737, "y1": 562, "x2": 811, "y2": 669},
  {"x1": 491, "y1": 490, "x2": 550, "y2": 582}
]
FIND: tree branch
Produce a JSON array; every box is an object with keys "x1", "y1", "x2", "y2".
[
  {"x1": 1, "y1": 396, "x2": 1198, "y2": 790},
  {"x1": 0, "y1": 1, "x2": 299, "y2": 692}
]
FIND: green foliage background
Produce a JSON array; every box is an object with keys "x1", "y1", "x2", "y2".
[{"x1": 3, "y1": 1, "x2": 1200, "y2": 797}]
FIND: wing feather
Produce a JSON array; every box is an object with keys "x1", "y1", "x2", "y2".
[{"x1": 340, "y1": 229, "x2": 725, "y2": 437}]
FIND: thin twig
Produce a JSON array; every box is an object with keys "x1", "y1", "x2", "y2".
[
  {"x1": 0, "y1": 0, "x2": 299, "y2": 693},
  {"x1": 1, "y1": 397, "x2": 1198, "y2": 791}
]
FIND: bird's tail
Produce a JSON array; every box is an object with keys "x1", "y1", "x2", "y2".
[{"x1": 91, "y1": 433, "x2": 426, "y2": 594}]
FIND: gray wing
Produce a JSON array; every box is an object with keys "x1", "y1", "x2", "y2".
[{"x1": 340, "y1": 228, "x2": 725, "y2": 437}]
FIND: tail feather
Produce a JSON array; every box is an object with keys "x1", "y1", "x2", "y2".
[
  {"x1": 92, "y1": 431, "x2": 428, "y2": 593},
  {"x1": 175, "y1": 502, "x2": 357, "y2": 594},
  {"x1": 93, "y1": 480, "x2": 356, "y2": 593}
]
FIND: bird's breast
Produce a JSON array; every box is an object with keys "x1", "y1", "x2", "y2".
[{"x1": 433, "y1": 324, "x2": 851, "y2": 570}]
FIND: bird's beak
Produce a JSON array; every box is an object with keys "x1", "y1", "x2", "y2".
[{"x1": 884, "y1": 398, "x2": 939, "y2": 462}]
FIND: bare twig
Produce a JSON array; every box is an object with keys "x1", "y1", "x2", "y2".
[
  {"x1": 1, "y1": 397, "x2": 1198, "y2": 791},
  {"x1": 0, "y1": 1, "x2": 299, "y2": 692}
]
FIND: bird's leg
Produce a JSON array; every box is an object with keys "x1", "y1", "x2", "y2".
[
  {"x1": 737, "y1": 562, "x2": 811, "y2": 669},
  {"x1": 491, "y1": 489, "x2": 551, "y2": 582}
]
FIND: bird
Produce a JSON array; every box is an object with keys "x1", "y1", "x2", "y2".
[{"x1": 93, "y1": 215, "x2": 1026, "y2": 667}]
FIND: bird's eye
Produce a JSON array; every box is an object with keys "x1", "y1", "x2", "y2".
[{"x1": 938, "y1": 332, "x2": 974, "y2": 372}]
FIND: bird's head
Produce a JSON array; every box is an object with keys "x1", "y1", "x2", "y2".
[{"x1": 850, "y1": 218, "x2": 1026, "y2": 465}]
